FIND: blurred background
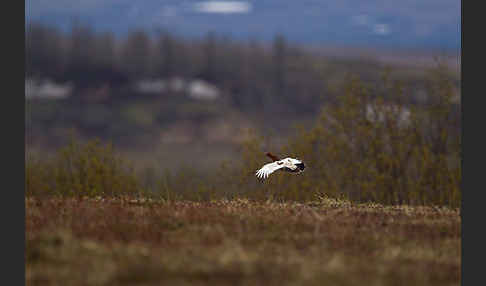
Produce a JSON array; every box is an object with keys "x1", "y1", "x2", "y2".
[{"x1": 25, "y1": 0, "x2": 461, "y2": 204}]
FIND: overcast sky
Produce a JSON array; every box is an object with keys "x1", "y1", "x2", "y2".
[{"x1": 25, "y1": 0, "x2": 461, "y2": 51}]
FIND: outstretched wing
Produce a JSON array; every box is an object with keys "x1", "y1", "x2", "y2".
[{"x1": 255, "y1": 161, "x2": 285, "y2": 179}]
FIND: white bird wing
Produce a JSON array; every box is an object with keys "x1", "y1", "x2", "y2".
[{"x1": 255, "y1": 161, "x2": 286, "y2": 179}]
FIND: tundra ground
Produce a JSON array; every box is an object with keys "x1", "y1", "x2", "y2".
[{"x1": 26, "y1": 197, "x2": 461, "y2": 286}]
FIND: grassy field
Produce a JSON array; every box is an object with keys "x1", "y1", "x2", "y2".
[{"x1": 26, "y1": 197, "x2": 460, "y2": 286}]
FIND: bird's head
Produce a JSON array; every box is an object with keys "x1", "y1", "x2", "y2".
[
  {"x1": 284, "y1": 157, "x2": 306, "y2": 171},
  {"x1": 284, "y1": 157, "x2": 301, "y2": 164}
]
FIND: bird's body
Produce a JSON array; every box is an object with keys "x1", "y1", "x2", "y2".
[{"x1": 255, "y1": 153, "x2": 306, "y2": 179}]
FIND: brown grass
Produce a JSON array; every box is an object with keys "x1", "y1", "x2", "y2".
[{"x1": 26, "y1": 197, "x2": 460, "y2": 286}]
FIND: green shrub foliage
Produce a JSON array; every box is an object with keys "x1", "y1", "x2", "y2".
[
  {"x1": 237, "y1": 65, "x2": 460, "y2": 207},
  {"x1": 26, "y1": 137, "x2": 141, "y2": 197}
]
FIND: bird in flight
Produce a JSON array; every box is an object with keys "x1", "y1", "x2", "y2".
[{"x1": 255, "y1": 152, "x2": 306, "y2": 179}]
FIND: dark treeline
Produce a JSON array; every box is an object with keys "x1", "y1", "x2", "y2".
[
  {"x1": 26, "y1": 22, "x2": 338, "y2": 113},
  {"x1": 26, "y1": 22, "x2": 451, "y2": 113}
]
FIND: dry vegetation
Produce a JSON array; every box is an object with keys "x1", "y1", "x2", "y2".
[{"x1": 26, "y1": 197, "x2": 460, "y2": 286}]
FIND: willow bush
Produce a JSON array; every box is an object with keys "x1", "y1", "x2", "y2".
[
  {"x1": 26, "y1": 137, "x2": 142, "y2": 197},
  {"x1": 236, "y1": 64, "x2": 461, "y2": 207}
]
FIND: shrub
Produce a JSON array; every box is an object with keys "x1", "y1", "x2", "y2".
[
  {"x1": 26, "y1": 137, "x2": 142, "y2": 197},
  {"x1": 234, "y1": 64, "x2": 461, "y2": 207}
]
